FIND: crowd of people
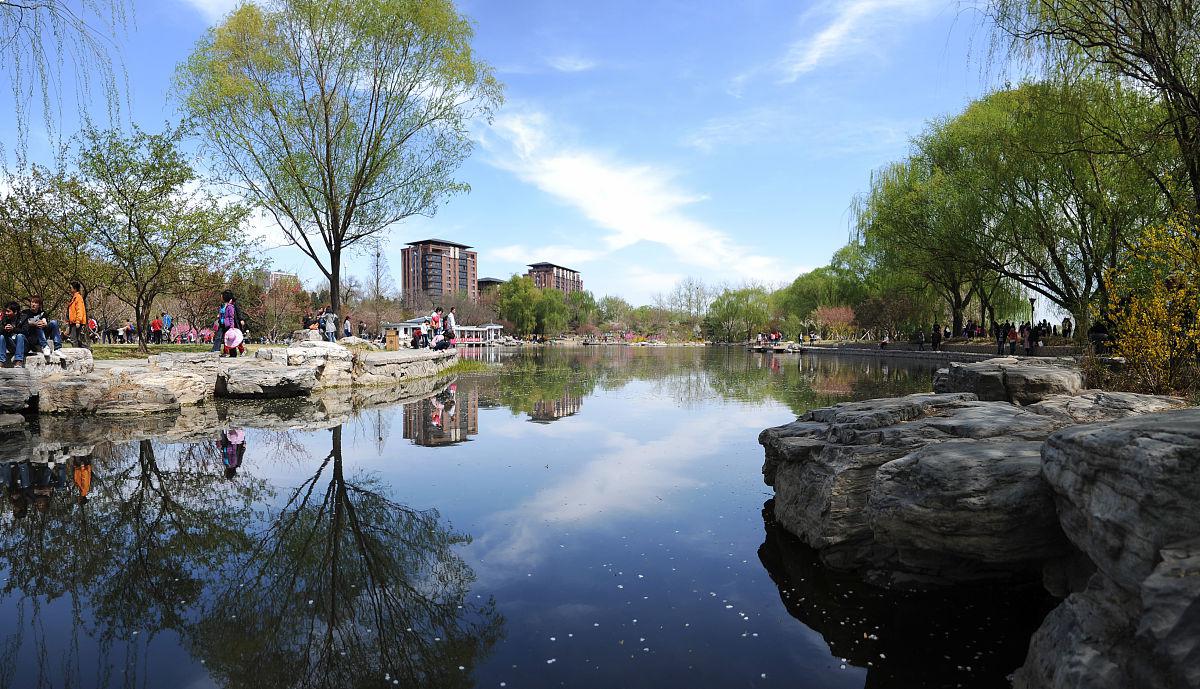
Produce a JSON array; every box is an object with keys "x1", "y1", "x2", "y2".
[
  {"x1": 302, "y1": 306, "x2": 373, "y2": 344},
  {"x1": 1, "y1": 283, "x2": 91, "y2": 367},
  {"x1": 409, "y1": 306, "x2": 458, "y2": 351}
]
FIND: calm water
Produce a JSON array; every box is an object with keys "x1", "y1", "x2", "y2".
[{"x1": 0, "y1": 348, "x2": 1056, "y2": 688}]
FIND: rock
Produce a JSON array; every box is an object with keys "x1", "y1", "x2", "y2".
[
  {"x1": 867, "y1": 439, "x2": 1068, "y2": 582},
  {"x1": 290, "y1": 329, "x2": 321, "y2": 343},
  {"x1": 337, "y1": 335, "x2": 375, "y2": 348},
  {"x1": 52, "y1": 347, "x2": 95, "y2": 373},
  {"x1": 763, "y1": 392, "x2": 1064, "y2": 578},
  {"x1": 37, "y1": 373, "x2": 113, "y2": 414},
  {"x1": 353, "y1": 349, "x2": 458, "y2": 387},
  {"x1": 1042, "y1": 408, "x2": 1200, "y2": 594},
  {"x1": 935, "y1": 357, "x2": 1084, "y2": 404},
  {"x1": 1027, "y1": 390, "x2": 1188, "y2": 423},
  {"x1": 217, "y1": 361, "x2": 317, "y2": 398},
  {"x1": 0, "y1": 413, "x2": 25, "y2": 430},
  {"x1": 254, "y1": 347, "x2": 288, "y2": 363},
  {"x1": 0, "y1": 369, "x2": 37, "y2": 412},
  {"x1": 148, "y1": 352, "x2": 222, "y2": 387},
  {"x1": 1015, "y1": 408, "x2": 1200, "y2": 689},
  {"x1": 94, "y1": 382, "x2": 181, "y2": 415},
  {"x1": 285, "y1": 340, "x2": 355, "y2": 389}
]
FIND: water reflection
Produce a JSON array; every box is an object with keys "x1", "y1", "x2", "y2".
[
  {"x1": 404, "y1": 383, "x2": 481, "y2": 446},
  {"x1": 758, "y1": 500, "x2": 1057, "y2": 689},
  {"x1": 0, "y1": 418, "x2": 502, "y2": 688}
]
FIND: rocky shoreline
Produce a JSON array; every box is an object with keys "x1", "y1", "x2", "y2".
[
  {"x1": 0, "y1": 333, "x2": 458, "y2": 417},
  {"x1": 758, "y1": 357, "x2": 1199, "y2": 689}
]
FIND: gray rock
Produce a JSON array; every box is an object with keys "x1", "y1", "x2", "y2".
[
  {"x1": 353, "y1": 349, "x2": 458, "y2": 387},
  {"x1": 867, "y1": 439, "x2": 1067, "y2": 580},
  {"x1": 37, "y1": 373, "x2": 113, "y2": 414},
  {"x1": 1028, "y1": 390, "x2": 1188, "y2": 423},
  {"x1": 217, "y1": 361, "x2": 317, "y2": 398},
  {"x1": 290, "y1": 329, "x2": 321, "y2": 342},
  {"x1": 935, "y1": 357, "x2": 1083, "y2": 404},
  {"x1": 0, "y1": 413, "x2": 25, "y2": 430},
  {"x1": 0, "y1": 369, "x2": 37, "y2": 412}
]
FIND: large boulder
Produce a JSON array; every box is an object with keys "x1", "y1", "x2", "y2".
[
  {"x1": 867, "y1": 439, "x2": 1068, "y2": 582},
  {"x1": 0, "y1": 369, "x2": 37, "y2": 412},
  {"x1": 934, "y1": 357, "x2": 1083, "y2": 404},
  {"x1": 761, "y1": 392, "x2": 1064, "y2": 580},
  {"x1": 37, "y1": 373, "x2": 113, "y2": 414},
  {"x1": 1027, "y1": 390, "x2": 1188, "y2": 424},
  {"x1": 1015, "y1": 409, "x2": 1200, "y2": 689},
  {"x1": 353, "y1": 349, "x2": 458, "y2": 387},
  {"x1": 286, "y1": 340, "x2": 355, "y2": 389},
  {"x1": 217, "y1": 361, "x2": 317, "y2": 398},
  {"x1": 22, "y1": 347, "x2": 94, "y2": 375}
]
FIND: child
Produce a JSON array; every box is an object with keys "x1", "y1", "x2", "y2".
[{"x1": 223, "y1": 326, "x2": 246, "y2": 358}]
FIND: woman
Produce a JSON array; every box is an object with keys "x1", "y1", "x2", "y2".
[
  {"x1": 343, "y1": 315, "x2": 352, "y2": 339},
  {"x1": 211, "y1": 291, "x2": 245, "y2": 353}
]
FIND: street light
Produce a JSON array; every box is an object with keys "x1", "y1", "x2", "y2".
[{"x1": 1028, "y1": 297, "x2": 1036, "y2": 326}]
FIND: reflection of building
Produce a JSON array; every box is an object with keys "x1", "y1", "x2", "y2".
[
  {"x1": 528, "y1": 394, "x2": 583, "y2": 424},
  {"x1": 401, "y1": 239, "x2": 479, "y2": 304},
  {"x1": 403, "y1": 387, "x2": 480, "y2": 446},
  {"x1": 526, "y1": 263, "x2": 583, "y2": 295}
]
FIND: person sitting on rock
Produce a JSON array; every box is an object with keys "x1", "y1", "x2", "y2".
[
  {"x1": 20, "y1": 295, "x2": 61, "y2": 357},
  {"x1": 1, "y1": 302, "x2": 27, "y2": 368}
]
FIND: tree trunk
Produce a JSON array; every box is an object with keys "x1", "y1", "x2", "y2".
[
  {"x1": 135, "y1": 298, "x2": 150, "y2": 355},
  {"x1": 329, "y1": 250, "x2": 342, "y2": 313}
]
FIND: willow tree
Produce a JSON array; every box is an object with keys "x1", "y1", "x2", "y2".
[
  {"x1": 176, "y1": 0, "x2": 502, "y2": 312},
  {"x1": 988, "y1": 0, "x2": 1200, "y2": 213}
]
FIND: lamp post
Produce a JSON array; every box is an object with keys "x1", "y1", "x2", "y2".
[{"x1": 1028, "y1": 297, "x2": 1036, "y2": 326}]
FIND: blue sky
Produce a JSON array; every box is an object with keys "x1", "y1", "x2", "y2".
[{"x1": 6, "y1": 0, "x2": 998, "y2": 305}]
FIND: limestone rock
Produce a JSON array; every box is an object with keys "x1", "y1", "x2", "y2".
[
  {"x1": 353, "y1": 349, "x2": 458, "y2": 387},
  {"x1": 0, "y1": 368, "x2": 37, "y2": 412},
  {"x1": 0, "y1": 413, "x2": 25, "y2": 430},
  {"x1": 290, "y1": 328, "x2": 321, "y2": 343},
  {"x1": 934, "y1": 357, "x2": 1083, "y2": 404},
  {"x1": 1027, "y1": 390, "x2": 1188, "y2": 424},
  {"x1": 37, "y1": 373, "x2": 113, "y2": 414},
  {"x1": 217, "y1": 361, "x2": 317, "y2": 398},
  {"x1": 94, "y1": 382, "x2": 181, "y2": 415},
  {"x1": 867, "y1": 439, "x2": 1068, "y2": 581},
  {"x1": 254, "y1": 347, "x2": 288, "y2": 363}
]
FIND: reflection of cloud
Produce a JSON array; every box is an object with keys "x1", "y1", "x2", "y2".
[
  {"x1": 470, "y1": 409, "x2": 762, "y2": 585},
  {"x1": 481, "y1": 106, "x2": 797, "y2": 285}
]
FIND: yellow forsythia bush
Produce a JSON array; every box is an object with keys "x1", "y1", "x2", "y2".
[{"x1": 1107, "y1": 217, "x2": 1200, "y2": 394}]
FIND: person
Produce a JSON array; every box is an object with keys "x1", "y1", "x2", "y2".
[
  {"x1": 930, "y1": 324, "x2": 941, "y2": 352},
  {"x1": 66, "y1": 281, "x2": 90, "y2": 350},
  {"x1": 358, "y1": 320, "x2": 368, "y2": 340},
  {"x1": 322, "y1": 306, "x2": 339, "y2": 343},
  {"x1": 150, "y1": 314, "x2": 164, "y2": 345},
  {"x1": 1, "y1": 302, "x2": 27, "y2": 367},
  {"x1": 212, "y1": 291, "x2": 246, "y2": 352},
  {"x1": 342, "y1": 315, "x2": 352, "y2": 339},
  {"x1": 223, "y1": 325, "x2": 246, "y2": 358},
  {"x1": 71, "y1": 454, "x2": 92, "y2": 505},
  {"x1": 410, "y1": 327, "x2": 424, "y2": 349},
  {"x1": 916, "y1": 328, "x2": 925, "y2": 351},
  {"x1": 124, "y1": 320, "x2": 135, "y2": 344},
  {"x1": 429, "y1": 307, "x2": 443, "y2": 340},
  {"x1": 162, "y1": 311, "x2": 173, "y2": 343},
  {"x1": 880, "y1": 332, "x2": 890, "y2": 349},
  {"x1": 217, "y1": 429, "x2": 247, "y2": 480},
  {"x1": 1006, "y1": 323, "x2": 1018, "y2": 354},
  {"x1": 445, "y1": 306, "x2": 458, "y2": 341},
  {"x1": 20, "y1": 295, "x2": 61, "y2": 357}
]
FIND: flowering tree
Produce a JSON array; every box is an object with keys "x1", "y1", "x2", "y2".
[
  {"x1": 813, "y1": 306, "x2": 856, "y2": 339},
  {"x1": 1108, "y1": 217, "x2": 1200, "y2": 393}
]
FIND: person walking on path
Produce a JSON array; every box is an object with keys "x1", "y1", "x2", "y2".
[
  {"x1": 150, "y1": 314, "x2": 164, "y2": 345},
  {"x1": 162, "y1": 311, "x2": 174, "y2": 343},
  {"x1": 66, "y1": 282, "x2": 89, "y2": 350}
]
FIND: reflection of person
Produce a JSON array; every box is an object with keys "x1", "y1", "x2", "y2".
[
  {"x1": 72, "y1": 455, "x2": 93, "y2": 505},
  {"x1": 218, "y1": 429, "x2": 248, "y2": 479},
  {"x1": 2, "y1": 459, "x2": 32, "y2": 519}
]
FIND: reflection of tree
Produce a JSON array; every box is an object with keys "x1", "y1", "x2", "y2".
[
  {"x1": 188, "y1": 426, "x2": 503, "y2": 688},
  {"x1": 757, "y1": 500, "x2": 1056, "y2": 689}
]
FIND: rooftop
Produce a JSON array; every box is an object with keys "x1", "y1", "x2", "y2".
[
  {"x1": 478, "y1": 277, "x2": 504, "y2": 285},
  {"x1": 527, "y1": 262, "x2": 579, "y2": 273},
  {"x1": 407, "y1": 238, "x2": 473, "y2": 250}
]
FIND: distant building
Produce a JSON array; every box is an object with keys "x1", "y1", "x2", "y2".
[
  {"x1": 526, "y1": 263, "x2": 583, "y2": 295},
  {"x1": 477, "y1": 277, "x2": 504, "y2": 294},
  {"x1": 401, "y1": 239, "x2": 478, "y2": 304},
  {"x1": 265, "y1": 271, "x2": 300, "y2": 289}
]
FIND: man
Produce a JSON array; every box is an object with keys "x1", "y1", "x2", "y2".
[
  {"x1": 1, "y1": 302, "x2": 27, "y2": 367},
  {"x1": 162, "y1": 311, "x2": 173, "y2": 343},
  {"x1": 150, "y1": 314, "x2": 164, "y2": 345},
  {"x1": 19, "y1": 295, "x2": 61, "y2": 357},
  {"x1": 358, "y1": 320, "x2": 368, "y2": 340},
  {"x1": 66, "y1": 281, "x2": 89, "y2": 350}
]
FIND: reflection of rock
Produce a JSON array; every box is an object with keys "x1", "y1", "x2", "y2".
[
  {"x1": 758, "y1": 501, "x2": 1058, "y2": 689},
  {"x1": 1015, "y1": 409, "x2": 1200, "y2": 689},
  {"x1": 933, "y1": 357, "x2": 1084, "y2": 404},
  {"x1": 0, "y1": 414, "x2": 25, "y2": 430}
]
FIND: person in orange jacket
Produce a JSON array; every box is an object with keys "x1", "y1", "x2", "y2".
[{"x1": 66, "y1": 281, "x2": 90, "y2": 350}]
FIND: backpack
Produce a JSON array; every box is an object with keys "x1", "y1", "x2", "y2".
[{"x1": 221, "y1": 302, "x2": 236, "y2": 329}]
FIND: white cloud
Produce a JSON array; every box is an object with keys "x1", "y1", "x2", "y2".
[
  {"x1": 546, "y1": 55, "x2": 598, "y2": 73},
  {"x1": 480, "y1": 106, "x2": 797, "y2": 286},
  {"x1": 179, "y1": 0, "x2": 239, "y2": 23},
  {"x1": 779, "y1": 0, "x2": 946, "y2": 81},
  {"x1": 682, "y1": 106, "x2": 919, "y2": 157}
]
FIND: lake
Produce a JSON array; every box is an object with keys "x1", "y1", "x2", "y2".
[{"x1": 0, "y1": 348, "x2": 1057, "y2": 688}]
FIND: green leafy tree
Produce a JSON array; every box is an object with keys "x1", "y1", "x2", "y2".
[
  {"x1": 535, "y1": 289, "x2": 570, "y2": 336},
  {"x1": 176, "y1": 0, "x2": 503, "y2": 313},
  {"x1": 497, "y1": 276, "x2": 537, "y2": 335},
  {"x1": 65, "y1": 125, "x2": 250, "y2": 353},
  {"x1": 565, "y1": 290, "x2": 598, "y2": 330}
]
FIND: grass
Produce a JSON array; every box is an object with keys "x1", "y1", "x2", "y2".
[
  {"x1": 87, "y1": 343, "x2": 265, "y2": 361},
  {"x1": 440, "y1": 359, "x2": 493, "y2": 376}
]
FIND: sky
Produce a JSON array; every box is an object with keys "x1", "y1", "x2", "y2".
[{"x1": 4, "y1": 0, "x2": 1001, "y2": 305}]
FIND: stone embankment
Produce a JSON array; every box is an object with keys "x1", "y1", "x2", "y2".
[
  {"x1": 0, "y1": 335, "x2": 457, "y2": 416},
  {"x1": 759, "y1": 357, "x2": 1199, "y2": 689}
]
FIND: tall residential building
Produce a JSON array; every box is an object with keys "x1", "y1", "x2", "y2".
[
  {"x1": 401, "y1": 239, "x2": 478, "y2": 304},
  {"x1": 526, "y1": 263, "x2": 583, "y2": 295}
]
